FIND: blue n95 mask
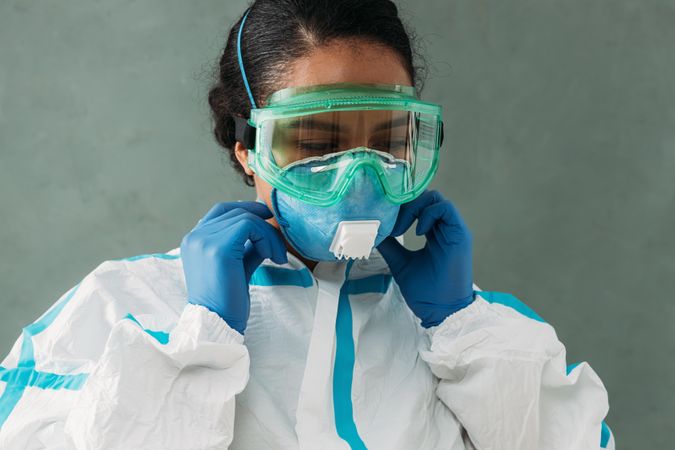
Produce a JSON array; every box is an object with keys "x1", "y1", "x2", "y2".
[{"x1": 270, "y1": 167, "x2": 400, "y2": 261}]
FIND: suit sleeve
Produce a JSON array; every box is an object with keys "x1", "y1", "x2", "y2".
[
  {"x1": 419, "y1": 290, "x2": 614, "y2": 450},
  {"x1": 63, "y1": 303, "x2": 250, "y2": 450}
]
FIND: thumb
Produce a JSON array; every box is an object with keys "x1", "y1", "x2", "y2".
[
  {"x1": 243, "y1": 240, "x2": 265, "y2": 283},
  {"x1": 377, "y1": 236, "x2": 411, "y2": 275}
]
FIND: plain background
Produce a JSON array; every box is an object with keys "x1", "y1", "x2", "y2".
[{"x1": 1, "y1": 0, "x2": 673, "y2": 447}]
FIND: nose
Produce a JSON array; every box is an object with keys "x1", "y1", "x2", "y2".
[
  {"x1": 344, "y1": 111, "x2": 373, "y2": 150},
  {"x1": 344, "y1": 164, "x2": 385, "y2": 197}
]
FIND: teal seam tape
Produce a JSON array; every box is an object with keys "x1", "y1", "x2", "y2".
[
  {"x1": 474, "y1": 290, "x2": 545, "y2": 322},
  {"x1": 115, "y1": 253, "x2": 181, "y2": 262},
  {"x1": 0, "y1": 283, "x2": 86, "y2": 429},
  {"x1": 567, "y1": 364, "x2": 613, "y2": 448},
  {"x1": 249, "y1": 265, "x2": 314, "y2": 287},
  {"x1": 566, "y1": 362, "x2": 580, "y2": 375},
  {"x1": 479, "y1": 290, "x2": 614, "y2": 448},
  {"x1": 0, "y1": 252, "x2": 177, "y2": 430},
  {"x1": 124, "y1": 313, "x2": 170, "y2": 345},
  {"x1": 600, "y1": 421, "x2": 612, "y2": 448},
  {"x1": 347, "y1": 274, "x2": 392, "y2": 296},
  {"x1": 0, "y1": 385, "x2": 23, "y2": 429},
  {"x1": 333, "y1": 261, "x2": 368, "y2": 449}
]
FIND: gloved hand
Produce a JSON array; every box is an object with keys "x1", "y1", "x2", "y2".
[
  {"x1": 377, "y1": 190, "x2": 474, "y2": 328},
  {"x1": 180, "y1": 201, "x2": 288, "y2": 335}
]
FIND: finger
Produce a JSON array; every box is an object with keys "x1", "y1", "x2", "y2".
[
  {"x1": 227, "y1": 213, "x2": 288, "y2": 265},
  {"x1": 194, "y1": 211, "x2": 269, "y2": 258},
  {"x1": 240, "y1": 225, "x2": 287, "y2": 280},
  {"x1": 197, "y1": 201, "x2": 272, "y2": 227},
  {"x1": 198, "y1": 204, "x2": 273, "y2": 237},
  {"x1": 249, "y1": 217, "x2": 288, "y2": 265},
  {"x1": 414, "y1": 199, "x2": 464, "y2": 235},
  {"x1": 196, "y1": 208, "x2": 288, "y2": 266},
  {"x1": 199, "y1": 206, "x2": 259, "y2": 231},
  {"x1": 377, "y1": 236, "x2": 413, "y2": 274},
  {"x1": 241, "y1": 223, "x2": 289, "y2": 281},
  {"x1": 417, "y1": 201, "x2": 472, "y2": 250},
  {"x1": 390, "y1": 190, "x2": 444, "y2": 237},
  {"x1": 243, "y1": 241, "x2": 265, "y2": 282}
]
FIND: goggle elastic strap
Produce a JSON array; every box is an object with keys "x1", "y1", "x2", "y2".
[
  {"x1": 234, "y1": 7, "x2": 258, "y2": 150},
  {"x1": 440, "y1": 121, "x2": 444, "y2": 147},
  {"x1": 234, "y1": 116, "x2": 257, "y2": 150},
  {"x1": 237, "y1": 8, "x2": 257, "y2": 108}
]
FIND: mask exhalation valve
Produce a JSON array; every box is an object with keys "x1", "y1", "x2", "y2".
[{"x1": 329, "y1": 220, "x2": 381, "y2": 260}]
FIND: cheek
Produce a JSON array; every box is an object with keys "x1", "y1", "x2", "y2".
[
  {"x1": 253, "y1": 175, "x2": 280, "y2": 229},
  {"x1": 253, "y1": 175, "x2": 272, "y2": 202}
]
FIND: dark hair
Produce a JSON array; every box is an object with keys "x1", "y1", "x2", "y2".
[{"x1": 208, "y1": 0, "x2": 425, "y2": 186}]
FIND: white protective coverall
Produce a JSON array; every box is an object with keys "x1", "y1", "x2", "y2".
[{"x1": 0, "y1": 247, "x2": 615, "y2": 449}]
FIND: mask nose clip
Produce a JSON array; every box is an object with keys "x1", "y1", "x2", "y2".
[{"x1": 329, "y1": 220, "x2": 381, "y2": 260}]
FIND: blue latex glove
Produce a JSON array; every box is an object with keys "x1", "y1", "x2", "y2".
[
  {"x1": 180, "y1": 201, "x2": 288, "y2": 334},
  {"x1": 377, "y1": 190, "x2": 474, "y2": 328}
]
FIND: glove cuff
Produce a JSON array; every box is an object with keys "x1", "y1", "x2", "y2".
[{"x1": 420, "y1": 291, "x2": 476, "y2": 328}]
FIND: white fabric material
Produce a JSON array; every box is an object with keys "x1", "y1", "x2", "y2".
[
  {"x1": 0, "y1": 247, "x2": 613, "y2": 449},
  {"x1": 293, "y1": 261, "x2": 350, "y2": 449}
]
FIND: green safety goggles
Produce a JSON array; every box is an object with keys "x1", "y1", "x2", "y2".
[{"x1": 235, "y1": 83, "x2": 444, "y2": 206}]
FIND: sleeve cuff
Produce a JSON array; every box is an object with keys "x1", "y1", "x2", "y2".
[
  {"x1": 424, "y1": 295, "x2": 490, "y2": 339},
  {"x1": 176, "y1": 303, "x2": 245, "y2": 345}
]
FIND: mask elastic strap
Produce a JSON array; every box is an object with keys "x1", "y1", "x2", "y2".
[{"x1": 237, "y1": 8, "x2": 257, "y2": 109}]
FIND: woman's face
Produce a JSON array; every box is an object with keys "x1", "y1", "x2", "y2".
[{"x1": 234, "y1": 38, "x2": 413, "y2": 230}]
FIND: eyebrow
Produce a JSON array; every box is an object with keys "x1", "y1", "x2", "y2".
[
  {"x1": 281, "y1": 114, "x2": 410, "y2": 133},
  {"x1": 283, "y1": 118, "x2": 346, "y2": 133},
  {"x1": 371, "y1": 115, "x2": 410, "y2": 133}
]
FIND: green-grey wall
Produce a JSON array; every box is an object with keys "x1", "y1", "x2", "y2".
[{"x1": 1, "y1": 0, "x2": 673, "y2": 447}]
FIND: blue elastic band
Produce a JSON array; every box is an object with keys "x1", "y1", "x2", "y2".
[{"x1": 237, "y1": 8, "x2": 257, "y2": 108}]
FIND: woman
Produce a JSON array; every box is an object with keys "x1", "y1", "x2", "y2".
[{"x1": 0, "y1": 1, "x2": 614, "y2": 449}]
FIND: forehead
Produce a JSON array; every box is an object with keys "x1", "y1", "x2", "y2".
[{"x1": 280, "y1": 39, "x2": 413, "y2": 93}]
